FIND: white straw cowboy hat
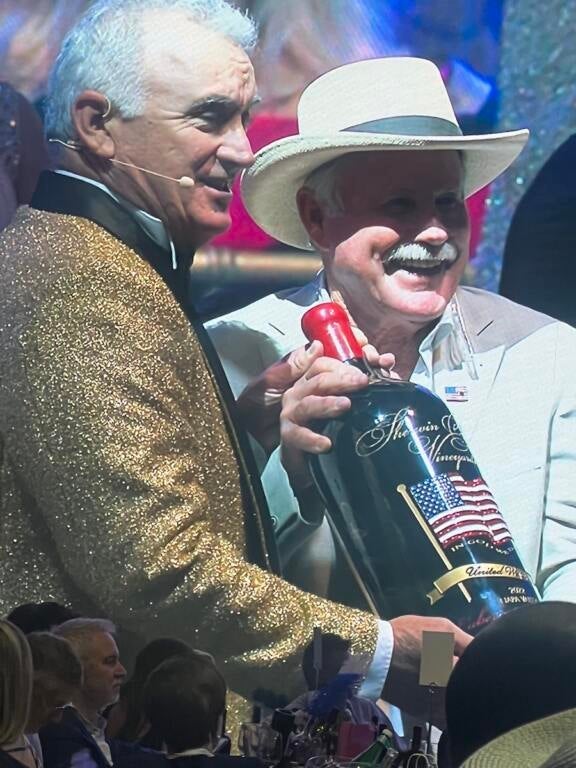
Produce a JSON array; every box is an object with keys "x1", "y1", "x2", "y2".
[
  {"x1": 241, "y1": 57, "x2": 529, "y2": 251},
  {"x1": 460, "y1": 708, "x2": 576, "y2": 768}
]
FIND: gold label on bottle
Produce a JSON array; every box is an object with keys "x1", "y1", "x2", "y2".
[{"x1": 426, "y1": 563, "x2": 533, "y2": 605}]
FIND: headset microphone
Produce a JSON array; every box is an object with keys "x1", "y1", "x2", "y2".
[
  {"x1": 48, "y1": 138, "x2": 195, "y2": 188},
  {"x1": 108, "y1": 157, "x2": 195, "y2": 188}
]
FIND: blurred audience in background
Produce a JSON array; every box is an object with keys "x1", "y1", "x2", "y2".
[
  {"x1": 0, "y1": 2, "x2": 85, "y2": 231},
  {"x1": 41, "y1": 619, "x2": 126, "y2": 768},
  {"x1": 26, "y1": 632, "x2": 83, "y2": 761},
  {"x1": 286, "y1": 633, "x2": 389, "y2": 728},
  {"x1": 387, "y1": 0, "x2": 502, "y2": 131},
  {"x1": 7, "y1": 603, "x2": 80, "y2": 635},
  {"x1": 0, "y1": 0, "x2": 93, "y2": 109},
  {"x1": 142, "y1": 653, "x2": 263, "y2": 768},
  {"x1": 106, "y1": 637, "x2": 196, "y2": 747},
  {"x1": 0, "y1": 83, "x2": 48, "y2": 232}
]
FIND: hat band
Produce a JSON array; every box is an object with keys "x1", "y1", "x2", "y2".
[{"x1": 344, "y1": 115, "x2": 463, "y2": 137}]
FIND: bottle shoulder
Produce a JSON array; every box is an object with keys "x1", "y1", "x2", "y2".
[{"x1": 353, "y1": 376, "x2": 442, "y2": 403}]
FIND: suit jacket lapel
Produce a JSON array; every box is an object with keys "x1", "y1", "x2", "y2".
[
  {"x1": 453, "y1": 288, "x2": 507, "y2": 440},
  {"x1": 31, "y1": 171, "x2": 194, "y2": 312}
]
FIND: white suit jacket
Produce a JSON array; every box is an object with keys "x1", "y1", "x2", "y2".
[{"x1": 207, "y1": 276, "x2": 576, "y2": 604}]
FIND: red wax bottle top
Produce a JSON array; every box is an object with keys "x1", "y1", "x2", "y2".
[{"x1": 301, "y1": 303, "x2": 364, "y2": 362}]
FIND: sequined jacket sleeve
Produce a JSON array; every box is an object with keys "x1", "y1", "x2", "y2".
[{"x1": 0, "y1": 209, "x2": 378, "y2": 699}]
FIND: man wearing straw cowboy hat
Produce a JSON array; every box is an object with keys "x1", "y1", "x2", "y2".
[{"x1": 208, "y1": 55, "x2": 576, "y2": 714}]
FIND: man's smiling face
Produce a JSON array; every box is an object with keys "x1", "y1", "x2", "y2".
[
  {"x1": 303, "y1": 150, "x2": 470, "y2": 331},
  {"x1": 107, "y1": 11, "x2": 257, "y2": 251}
]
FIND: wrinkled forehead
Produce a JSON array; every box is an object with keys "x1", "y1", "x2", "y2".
[{"x1": 139, "y1": 11, "x2": 255, "y2": 102}]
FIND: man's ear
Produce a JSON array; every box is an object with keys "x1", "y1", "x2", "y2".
[
  {"x1": 297, "y1": 186, "x2": 330, "y2": 251},
  {"x1": 71, "y1": 90, "x2": 116, "y2": 160}
]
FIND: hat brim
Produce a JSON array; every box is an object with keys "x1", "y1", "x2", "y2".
[
  {"x1": 460, "y1": 707, "x2": 576, "y2": 768},
  {"x1": 241, "y1": 129, "x2": 529, "y2": 250}
]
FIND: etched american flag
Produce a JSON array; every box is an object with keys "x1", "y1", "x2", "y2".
[{"x1": 409, "y1": 472, "x2": 512, "y2": 549}]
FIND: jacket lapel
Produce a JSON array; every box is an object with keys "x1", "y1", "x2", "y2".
[
  {"x1": 453, "y1": 288, "x2": 507, "y2": 438},
  {"x1": 31, "y1": 171, "x2": 194, "y2": 310}
]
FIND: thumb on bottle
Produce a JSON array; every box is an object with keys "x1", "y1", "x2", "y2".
[{"x1": 452, "y1": 626, "x2": 473, "y2": 657}]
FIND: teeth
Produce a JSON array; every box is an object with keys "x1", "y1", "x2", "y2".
[{"x1": 386, "y1": 258, "x2": 446, "y2": 270}]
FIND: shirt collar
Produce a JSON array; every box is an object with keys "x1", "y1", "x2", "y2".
[
  {"x1": 419, "y1": 302, "x2": 456, "y2": 353},
  {"x1": 54, "y1": 170, "x2": 178, "y2": 270},
  {"x1": 68, "y1": 704, "x2": 107, "y2": 735}
]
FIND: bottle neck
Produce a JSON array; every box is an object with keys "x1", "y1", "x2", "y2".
[
  {"x1": 343, "y1": 357, "x2": 370, "y2": 375},
  {"x1": 301, "y1": 303, "x2": 410, "y2": 383},
  {"x1": 301, "y1": 303, "x2": 363, "y2": 362}
]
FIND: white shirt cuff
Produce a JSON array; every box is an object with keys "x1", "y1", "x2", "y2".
[{"x1": 358, "y1": 619, "x2": 394, "y2": 701}]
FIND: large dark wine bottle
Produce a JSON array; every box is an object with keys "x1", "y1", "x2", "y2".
[{"x1": 301, "y1": 302, "x2": 539, "y2": 634}]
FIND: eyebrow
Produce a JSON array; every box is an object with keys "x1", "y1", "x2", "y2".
[{"x1": 185, "y1": 94, "x2": 260, "y2": 116}]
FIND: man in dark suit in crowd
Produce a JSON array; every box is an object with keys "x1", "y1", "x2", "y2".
[
  {"x1": 40, "y1": 619, "x2": 126, "y2": 768},
  {"x1": 142, "y1": 653, "x2": 264, "y2": 768}
]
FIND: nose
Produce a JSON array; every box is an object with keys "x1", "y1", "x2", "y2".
[
  {"x1": 414, "y1": 222, "x2": 449, "y2": 248},
  {"x1": 218, "y1": 123, "x2": 255, "y2": 174},
  {"x1": 116, "y1": 662, "x2": 127, "y2": 679}
]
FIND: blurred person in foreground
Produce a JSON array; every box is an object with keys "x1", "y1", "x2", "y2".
[
  {"x1": 444, "y1": 602, "x2": 576, "y2": 766},
  {"x1": 0, "y1": 0, "x2": 469, "y2": 722},
  {"x1": 458, "y1": 708, "x2": 576, "y2": 768},
  {"x1": 208, "y1": 57, "x2": 576, "y2": 719},
  {"x1": 0, "y1": 619, "x2": 37, "y2": 768},
  {"x1": 499, "y1": 133, "x2": 576, "y2": 328}
]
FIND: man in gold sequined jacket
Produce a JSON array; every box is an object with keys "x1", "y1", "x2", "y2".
[{"x1": 0, "y1": 0, "x2": 469, "y2": 721}]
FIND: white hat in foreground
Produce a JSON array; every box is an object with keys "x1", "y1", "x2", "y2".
[
  {"x1": 461, "y1": 708, "x2": 576, "y2": 768},
  {"x1": 241, "y1": 57, "x2": 529, "y2": 250}
]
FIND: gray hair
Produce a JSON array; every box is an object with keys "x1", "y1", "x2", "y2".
[
  {"x1": 53, "y1": 618, "x2": 117, "y2": 660},
  {"x1": 45, "y1": 0, "x2": 258, "y2": 140},
  {"x1": 303, "y1": 158, "x2": 346, "y2": 216}
]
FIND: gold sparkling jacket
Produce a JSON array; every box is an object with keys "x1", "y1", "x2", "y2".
[{"x1": 0, "y1": 172, "x2": 377, "y2": 700}]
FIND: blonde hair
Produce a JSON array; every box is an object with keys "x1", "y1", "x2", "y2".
[{"x1": 0, "y1": 620, "x2": 33, "y2": 745}]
